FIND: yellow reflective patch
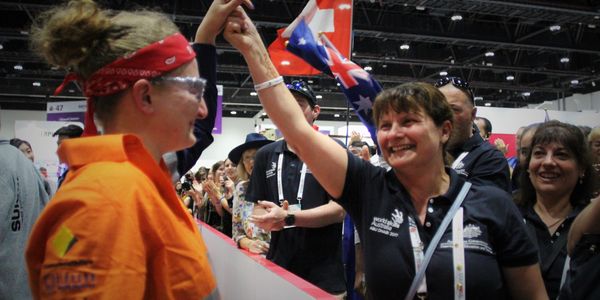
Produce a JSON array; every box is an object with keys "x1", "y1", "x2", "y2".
[{"x1": 52, "y1": 225, "x2": 77, "y2": 257}]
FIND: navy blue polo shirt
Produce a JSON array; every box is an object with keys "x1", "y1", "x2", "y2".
[
  {"x1": 449, "y1": 133, "x2": 511, "y2": 192},
  {"x1": 521, "y1": 205, "x2": 583, "y2": 300},
  {"x1": 246, "y1": 140, "x2": 346, "y2": 294},
  {"x1": 339, "y1": 152, "x2": 538, "y2": 299},
  {"x1": 559, "y1": 234, "x2": 600, "y2": 300}
]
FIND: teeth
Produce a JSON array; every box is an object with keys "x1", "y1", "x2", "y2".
[
  {"x1": 539, "y1": 172, "x2": 559, "y2": 179},
  {"x1": 391, "y1": 145, "x2": 413, "y2": 152}
]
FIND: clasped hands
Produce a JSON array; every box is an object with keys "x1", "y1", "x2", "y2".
[{"x1": 249, "y1": 200, "x2": 290, "y2": 231}]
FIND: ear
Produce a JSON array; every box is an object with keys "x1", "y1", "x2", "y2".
[
  {"x1": 440, "y1": 119, "x2": 452, "y2": 144},
  {"x1": 131, "y1": 79, "x2": 155, "y2": 115},
  {"x1": 312, "y1": 104, "x2": 321, "y2": 120},
  {"x1": 471, "y1": 106, "x2": 478, "y2": 120}
]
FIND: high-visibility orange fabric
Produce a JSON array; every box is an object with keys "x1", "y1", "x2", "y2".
[{"x1": 26, "y1": 134, "x2": 216, "y2": 299}]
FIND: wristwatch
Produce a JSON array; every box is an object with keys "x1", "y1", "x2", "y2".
[{"x1": 284, "y1": 213, "x2": 296, "y2": 226}]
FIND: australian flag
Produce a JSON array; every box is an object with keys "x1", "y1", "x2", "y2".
[{"x1": 286, "y1": 19, "x2": 382, "y2": 151}]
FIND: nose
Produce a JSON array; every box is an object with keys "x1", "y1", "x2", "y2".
[
  {"x1": 197, "y1": 97, "x2": 208, "y2": 119},
  {"x1": 541, "y1": 153, "x2": 557, "y2": 166},
  {"x1": 390, "y1": 122, "x2": 405, "y2": 137}
]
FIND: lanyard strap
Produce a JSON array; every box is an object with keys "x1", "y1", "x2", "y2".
[
  {"x1": 404, "y1": 181, "x2": 472, "y2": 300},
  {"x1": 408, "y1": 217, "x2": 428, "y2": 295},
  {"x1": 451, "y1": 152, "x2": 469, "y2": 169},
  {"x1": 452, "y1": 207, "x2": 466, "y2": 300},
  {"x1": 277, "y1": 153, "x2": 307, "y2": 208}
]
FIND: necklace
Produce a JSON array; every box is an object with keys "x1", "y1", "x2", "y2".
[{"x1": 546, "y1": 217, "x2": 566, "y2": 228}]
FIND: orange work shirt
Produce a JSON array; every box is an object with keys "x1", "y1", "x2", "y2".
[{"x1": 26, "y1": 134, "x2": 217, "y2": 299}]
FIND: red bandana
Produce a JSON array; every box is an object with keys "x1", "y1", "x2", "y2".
[{"x1": 54, "y1": 33, "x2": 196, "y2": 136}]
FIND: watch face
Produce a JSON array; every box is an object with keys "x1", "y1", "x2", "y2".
[{"x1": 285, "y1": 214, "x2": 295, "y2": 226}]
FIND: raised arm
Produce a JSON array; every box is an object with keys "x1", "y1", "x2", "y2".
[{"x1": 223, "y1": 8, "x2": 348, "y2": 198}]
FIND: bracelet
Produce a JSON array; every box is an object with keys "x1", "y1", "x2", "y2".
[{"x1": 254, "y1": 76, "x2": 284, "y2": 91}]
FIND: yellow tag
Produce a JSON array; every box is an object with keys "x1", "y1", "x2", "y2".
[{"x1": 52, "y1": 225, "x2": 77, "y2": 257}]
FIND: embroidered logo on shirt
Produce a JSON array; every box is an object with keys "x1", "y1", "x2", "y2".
[
  {"x1": 369, "y1": 210, "x2": 403, "y2": 238},
  {"x1": 266, "y1": 162, "x2": 277, "y2": 178},
  {"x1": 463, "y1": 224, "x2": 482, "y2": 239},
  {"x1": 52, "y1": 225, "x2": 78, "y2": 257}
]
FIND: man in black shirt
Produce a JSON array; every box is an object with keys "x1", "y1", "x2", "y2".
[
  {"x1": 247, "y1": 80, "x2": 346, "y2": 296},
  {"x1": 435, "y1": 77, "x2": 511, "y2": 192}
]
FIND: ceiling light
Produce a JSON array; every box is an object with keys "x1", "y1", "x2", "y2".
[
  {"x1": 484, "y1": 51, "x2": 494, "y2": 57},
  {"x1": 400, "y1": 44, "x2": 410, "y2": 50},
  {"x1": 32, "y1": 82, "x2": 41, "y2": 87},
  {"x1": 307, "y1": 80, "x2": 314, "y2": 84},
  {"x1": 571, "y1": 79, "x2": 579, "y2": 85},
  {"x1": 281, "y1": 60, "x2": 290, "y2": 66},
  {"x1": 334, "y1": 113, "x2": 340, "y2": 118},
  {"x1": 506, "y1": 75, "x2": 515, "y2": 81},
  {"x1": 560, "y1": 57, "x2": 570, "y2": 63},
  {"x1": 592, "y1": 81, "x2": 597, "y2": 87},
  {"x1": 474, "y1": 96, "x2": 483, "y2": 101},
  {"x1": 589, "y1": 24, "x2": 597, "y2": 29},
  {"x1": 486, "y1": 62, "x2": 493, "y2": 66},
  {"x1": 352, "y1": 52, "x2": 356, "y2": 56},
  {"x1": 549, "y1": 25, "x2": 561, "y2": 31},
  {"x1": 262, "y1": 112, "x2": 267, "y2": 116},
  {"x1": 595, "y1": 16, "x2": 600, "y2": 20},
  {"x1": 68, "y1": 89, "x2": 75, "y2": 93},
  {"x1": 250, "y1": 91, "x2": 257, "y2": 96},
  {"x1": 382, "y1": 64, "x2": 387, "y2": 68},
  {"x1": 230, "y1": 111, "x2": 237, "y2": 115},
  {"x1": 484, "y1": 102, "x2": 492, "y2": 107},
  {"x1": 415, "y1": 6, "x2": 426, "y2": 11},
  {"x1": 316, "y1": 95, "x2": 323, "y2": 99},
  {"x1": 337, "y1": 83, "x2": 341, "y2": 86},
  {"x1": 0, "y1": 44, "x2": 3, "y2": 50},
  {"x1": 451, "y1": 14, "x2": 463, "y2": 21},
  {"x1": 522, "y1": 92, "x2": 531, "y2": 97},
  {"x1": 439, "y1": 71, "x2": 448, "y2": 76},
  {"x1": 14, "y1": 64, "x2": 23, "y2": 70},
  {"x1": 20, "y1": 30, "x2": 28, "y2": 35},
  {"x1": 364, "y1": 66, "x2": 372, "y2": 71}
]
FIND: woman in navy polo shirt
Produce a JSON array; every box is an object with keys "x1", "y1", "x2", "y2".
[
  {"x1": 224, "y1": 12, "x2": 547, "y2": 298},
  {"x1": 516, "y1": 121, "x2": 595, "y2": 299}
]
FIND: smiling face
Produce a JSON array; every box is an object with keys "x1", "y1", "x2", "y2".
[
  {"x1": 528, "y1": 142, "x2": 582, "y2": 199},
  {"x1": 376, "y1": 108, "x2": 451, "y2": 172},
  {"x1": 150, "y1": 60, "x2": 207, "y2": 154},
  {"x1": 224, "y1": 159, "x2": 237, "y2": 180}
]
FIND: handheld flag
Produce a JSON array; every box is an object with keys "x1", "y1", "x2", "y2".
[{"x1": 267, "y1": 0, "x2": 352, "y2": 76}]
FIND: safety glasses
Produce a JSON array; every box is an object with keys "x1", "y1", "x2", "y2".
[{"x1": 152, "y1": 76, "x2": 206, "y2": 100}]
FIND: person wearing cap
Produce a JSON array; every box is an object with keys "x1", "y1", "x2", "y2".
[
  {"x1": 245, "y1": 79, "x2": 347, "y2": 297},
  {"x1": 228, "y1": 133, "x2": 273, "y2": 254},
  {"x1": 435, "y1": 77, "x2": 511, "y2": 192},
  {"x1": 25, "y1": 0, "x2": 251, "y2": 298}
]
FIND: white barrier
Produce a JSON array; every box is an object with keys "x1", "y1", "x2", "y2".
[{"x1": 198, "y1": 221, "x2": 336, "y2": 300}]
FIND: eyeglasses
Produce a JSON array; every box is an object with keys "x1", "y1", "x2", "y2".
[
  {"x1": 434, "y1": 76, "x2": 474, "y2": 103},
  {"x1": 151, "y1": 76, "x2": 206, "y2": 100}
]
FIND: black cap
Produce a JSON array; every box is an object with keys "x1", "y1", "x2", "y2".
[
  {"x1": 286, "y1": 80, "x2": 317, "y2": 108},
  {"x1": 53, "y1": 124, "x2": 83, "y2": 138}
]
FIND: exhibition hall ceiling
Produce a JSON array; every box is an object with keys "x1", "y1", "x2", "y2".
[{"x1": 1, "y1": 0, "x2": 599, "y2": 120}]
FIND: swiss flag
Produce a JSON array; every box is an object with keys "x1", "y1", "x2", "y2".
[{"x1": 267, "y1": 0, "x2": 353, "y2": 76}]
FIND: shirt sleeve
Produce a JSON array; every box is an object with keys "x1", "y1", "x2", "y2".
[
  {"x1": 175, "y1": 43, "x2": 218, "y2": 175},
  {"x1": 468, "y1": 147, "x2": 511, "y2": 193},
  {"x1": 482, "y1": 187, "x2": 539, "y2": 267}
]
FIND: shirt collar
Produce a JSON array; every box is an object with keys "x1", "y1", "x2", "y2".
[{"x1": 386, "y1": 167, "x2": 466, "y2": 205}]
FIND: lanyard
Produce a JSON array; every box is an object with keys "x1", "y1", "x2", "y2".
[
  {"x1": 277, "y1": 153, "x2": 307, "y2": 208},
  {"x1": 404, "y1": 182, "x2": 471, "y2": 300},
  {"x1": 451, "y1": 152, "x2": 469, "y2": 169}
]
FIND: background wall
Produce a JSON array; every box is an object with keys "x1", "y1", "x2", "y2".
[{"x1": 3, "y1": 106, "x2": 599, "y2": 175}]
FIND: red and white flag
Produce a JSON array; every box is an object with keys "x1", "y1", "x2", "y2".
[{"x1": 267, "y1": 0, "x2": 353, "y2": 76}]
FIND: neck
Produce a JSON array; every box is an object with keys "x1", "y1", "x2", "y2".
[
  {"x1": 396, "y1": 164, "x2": 449, "y2": 218},
  {"x1": 103, "y1": 118, "x2": 163, "y2": 164},
  {"x1": 535, "y1": 194, "x2": 572, "y2": 219}
]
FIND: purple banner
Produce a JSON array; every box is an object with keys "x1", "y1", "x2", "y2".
[{"x1": 212, "y1": 85, "x2": 223, "y2": 134}]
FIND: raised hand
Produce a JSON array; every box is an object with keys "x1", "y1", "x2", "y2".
[
  {"x1": 196, "y1": 0, "x2": 254, "y2": 44},
  {"x1": 222, "y1": 5, "x2": 263, "y2": 55}
]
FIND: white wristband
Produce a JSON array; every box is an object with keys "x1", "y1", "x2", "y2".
[{"x1": 254, "y1": 76, "x2": 284, "y2": 91}]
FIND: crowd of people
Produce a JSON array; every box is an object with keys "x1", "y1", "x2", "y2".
[{"x1": 1, "y1": 0, "x2": 600, "y2": 299}]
